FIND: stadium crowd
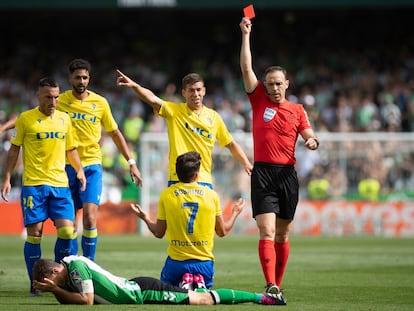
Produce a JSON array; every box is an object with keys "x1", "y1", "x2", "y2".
[{"x1": 0, "y1": 8, "x2": 413, "y2": 201}]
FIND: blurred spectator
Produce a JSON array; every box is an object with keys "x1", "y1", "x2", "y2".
[
  {"x1": 228, "y1": 99, "x2": 247, "y2": 133},
  {"x1": 379, "y1": 93, "x2": 402, "y2": 131},
  {"x1": 161, "y1": 82, "x2": 181, "y2": 102},
  {"x1": 356, "y1": 92, "x2": 380, "y2": 131},
  {"x1": 307, "y1": 164, "x2": 331, "y2": 200},
  {"x1": 100, "y1": 133, "x2": 117, "y2": 174},
  {"x1": 308, "y1": 179, "x2": 330, "y2": 200},
  {"x1": 144, "y1": 114, "x2": 167, "y2": 133},
  {"x1": 122, "y1": 109, "x2": 145, "y2": 145},
  {"x1": 358, "y1": 178, "x2": 381, "y2": 201}
]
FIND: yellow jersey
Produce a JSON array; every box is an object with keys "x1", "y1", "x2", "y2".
[
  {"x1": 11, "y1": 107, "x2": 76, "y2": 187},
  {"x1": 157, "y1": 101, "x2": 233, "y2": 184},
  {"x1": 158, "y1": 182, "x2": 221, "y2": 261},
  {"x1": 58, "y1": 90, "x2": 118, "y2": 166}
]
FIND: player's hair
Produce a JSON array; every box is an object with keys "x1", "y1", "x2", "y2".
[
  {"x1": 32, "y1": 259, "x2": 60, "y2": 282},
  {"x1": 182, "y1": 73, "x2": 204, "y2": 89},
  {"x1": 264, "y1": 66, "x2": 288, "y2": 80},
  {"x1": 68, "y1": 58, "x2": 91, "y2": 74},
  {"x1": 38, "y1": 77, "x2": 59, "y2": 89},
  {"x1": 176, "y1": 151, "x2": 201, "y2": 183}
]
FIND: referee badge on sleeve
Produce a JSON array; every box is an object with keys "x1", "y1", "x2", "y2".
[{"x1": 263, "y1": 107, "x2": 277, "y2": 122}]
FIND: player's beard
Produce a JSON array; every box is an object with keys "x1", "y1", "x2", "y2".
[{"x1": 73, "y1": 84, "x2": 87, "y2": 95}]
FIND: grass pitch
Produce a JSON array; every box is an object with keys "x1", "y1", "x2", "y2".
[{"x1": 1, "y1": 234, "x2": 413, "y2": 310}]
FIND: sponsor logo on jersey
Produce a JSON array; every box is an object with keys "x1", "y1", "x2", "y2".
[
  {"x1": 36, "y1": 131, "x2": 66, "y2": 140},
  {"x1": 66, "y1": 112, "x2": 97, "y2": 123},
  {"x1": 185, "y1": 122, "x2": 212, "y2": 139}
]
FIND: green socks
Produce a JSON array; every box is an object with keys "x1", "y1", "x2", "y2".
[{"x1": 210, "y1": 288, "x2": 260, "y2": 304}]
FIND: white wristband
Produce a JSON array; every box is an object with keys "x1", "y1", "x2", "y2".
[{"x1": 127, "y1": 159, "x2": 136, "y2": 166}]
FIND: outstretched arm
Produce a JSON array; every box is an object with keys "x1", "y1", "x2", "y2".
[
  {"x1": 130, "y1": 203, "x2": 166, "y2": 238},
  {"x1": 215, "y1": 198, "x2": 245, "y2": 237},
  {"x1": 225, "y1": 140, "x2": 253, "y2": 176},
  {"x1": 239, "y1": 17, "x2": 258, "y2": 93},
  {"x1": 116, "y1": 69, "x2": 163, "y2": 112}
]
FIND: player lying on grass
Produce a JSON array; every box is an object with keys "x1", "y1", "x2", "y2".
[{"x1": 32, "y1": 255, "x2": 286, "y2": 305}]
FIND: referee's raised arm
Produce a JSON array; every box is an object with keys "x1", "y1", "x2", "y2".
[{"x1": 239, "y1": 17, "x2": 258, "y2": 94}]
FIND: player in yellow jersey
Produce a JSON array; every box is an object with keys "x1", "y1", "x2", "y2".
[
  {"x1": 130, "y1": 152, "x2": 245, "y2": 289},
  {"x1": 116, "y1": 70, "x2": 253, "y2": 188},
  {"x1": 0, "y1": 77, "x2": 86, "y2": 296},
  {"x1": 59, "y1": 59, "x2": 143, "y2": 261},
  {"x1": 0, "y1": 61, "x2": 143, "y2": 261}
]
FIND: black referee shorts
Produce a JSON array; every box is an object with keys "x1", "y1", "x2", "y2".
[{"x1": 251, "y1": 162, "x2": 299, "y2": 220}]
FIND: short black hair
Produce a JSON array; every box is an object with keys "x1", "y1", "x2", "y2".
[
  {"x1": 176, "y1": 151, "x2": 201, "y2": 183},
  {"x1": 38, "y1": 77, "x2": 59, "y2": 88},
  {"x1": 68, "y1": 58, "x2": 91, "y2": 74}
]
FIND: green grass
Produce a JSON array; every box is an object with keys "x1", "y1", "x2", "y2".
[{"x1": 1, "y1": 234, "x2": 414, "y2": 310}]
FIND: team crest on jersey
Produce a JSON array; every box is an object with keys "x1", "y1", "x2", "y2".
[
  {"x1": 37, "y1": 119, "x2": 42, "y2": 124},
  {"x1": 92, "y1": 103, "x2": 96, "y2": 110},
  {"x1": 70, "y1": 269, "x2": 82, "y2": 282},
  {"x1": 263, "y1": 107, "x2": 277, "y2": 122}
]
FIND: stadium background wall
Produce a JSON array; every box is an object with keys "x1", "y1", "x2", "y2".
[{"x1": 1, "y1": 199, "x2": 413, "y2": 237}]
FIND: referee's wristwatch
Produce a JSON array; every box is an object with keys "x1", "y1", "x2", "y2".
[{"x1": 306, "y1": 137, "x2": 319, "y2": 149}]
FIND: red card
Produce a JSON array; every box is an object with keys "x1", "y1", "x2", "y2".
[{"x1": 243, "y1": 4, "x2": 255, "y2": 19}]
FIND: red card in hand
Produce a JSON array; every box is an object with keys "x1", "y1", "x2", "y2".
[{"x1": 243, "y1": 4, "x2": 255, "y2": 19}]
